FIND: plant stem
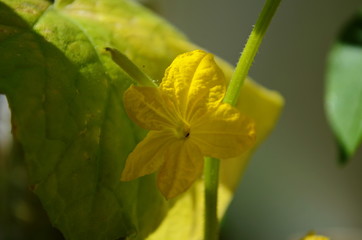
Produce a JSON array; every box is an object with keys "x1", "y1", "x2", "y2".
[
  {"x1": 223, "y1": 0, "x2": 283, "y2": 106},
  {"x1": 204, "y1": 0, "x2": 282, "y2": 240},
  {"x1": 204, "y1": 157, "x2": 220, "y2": 240}
]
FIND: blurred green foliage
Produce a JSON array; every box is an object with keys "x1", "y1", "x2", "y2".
[
  {"x1": 0, "y1": 141, "x2": 63, "y2": 239},
  {"x1": 325, "y1": 9, "x2": 362, "y2": 164}
]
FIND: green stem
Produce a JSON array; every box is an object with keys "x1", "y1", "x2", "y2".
[
  {"x1": 204, "y1": 157, "x2": 220, "y2": 240},
  {"x1": 204, "y1": 0, "x2": 282, "y2": 240},
  {"x1": 223, "y1": 0, "x2": 282, "y2": 106}
]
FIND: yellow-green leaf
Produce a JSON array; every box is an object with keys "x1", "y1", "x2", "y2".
[{"x1": 0, "y1": 0, "x2": 283, "y2": 239}]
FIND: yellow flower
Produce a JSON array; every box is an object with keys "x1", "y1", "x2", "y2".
[{"x1": 121, "y1": 50, "x2": 256, "y2": 199}]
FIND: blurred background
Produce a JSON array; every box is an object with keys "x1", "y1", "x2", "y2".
[{"x1": 146, "y1": 0, "x2": 362, "y2": 239}]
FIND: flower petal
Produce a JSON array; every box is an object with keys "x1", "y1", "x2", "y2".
[
  {"x1": 160, "y1": 50, "x2": 226, "y2": 122},
  {"x1": 121, "y1": 130, "x2": 175, "y2": 181},
  {"x1": 191, "y1": 103, "x2": 256, "y2": 159},
  {"x1": 124, "y1": 85, "x2": 180, "y2": 130},
  {"x1": 157, "y1": 140, "x2": 204, "y2": 199},
  {"x1": 302, "y1": 233, "x2": 330, "y2": 240}
]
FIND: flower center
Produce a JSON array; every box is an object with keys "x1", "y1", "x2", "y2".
[{"x1": 174, "y1": 122, "x2": 191, "y2": 139}]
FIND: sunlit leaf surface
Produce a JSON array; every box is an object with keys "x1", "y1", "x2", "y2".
[{"x1": 0, "y1": 0, "x2": 283, "y2": 239}]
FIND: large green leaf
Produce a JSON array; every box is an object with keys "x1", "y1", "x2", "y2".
[
  {"x1": 0, "y1": 0, "x2": 190, "y2": 239},
  {"x1": 325, "y1": 10, "x2": 362, "y2": 163},
  {"x1": 0, "y1": 0, "x2": 284, "y2": 239}
]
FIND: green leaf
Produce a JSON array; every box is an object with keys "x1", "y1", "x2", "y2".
[
  {"x1": 325, "y1": 10, "x2": 362, "y2": 163},
  {"x1": 0, "y1": 0, "x2": 284, "y2": 239},
  {"x1": 0, "y1": 0, "x2": 192, "y2": 239}
]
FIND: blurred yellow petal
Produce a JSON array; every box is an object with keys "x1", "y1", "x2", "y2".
[
  {"x1": 160, "y1": 50, "x2": 226, "y2": 121},
  {"x1": 192, "y1": 103, "x2": 255, "y2": 159},
  {"x1": 157, "y1": 140, "x2": 204, "y2": 199},
  {"x1": 301, "y1": 232, "x2": 330, "y2": 240},
  {"x1": 124, "y1": 85, "x2": 180, "y2": 130},
  {"x1": 121, "y1": 131, "x2": 174, "y2": 181}
]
